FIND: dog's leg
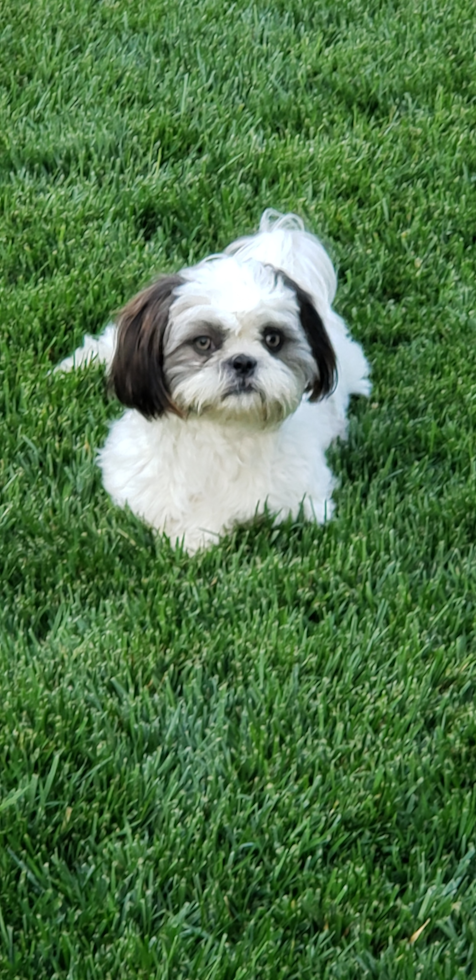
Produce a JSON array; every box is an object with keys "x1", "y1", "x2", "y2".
[{"x1": 54, "y1": 323, "x2": 117, "y2": 373}]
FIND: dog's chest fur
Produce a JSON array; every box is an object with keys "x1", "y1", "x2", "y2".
[{"x1": 98, "y1": 398, "x2": 344, "y2": 552}]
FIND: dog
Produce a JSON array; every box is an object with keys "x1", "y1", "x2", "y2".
[{"x1": 57, "y1": 210, "x2": 370, "y2": 553}]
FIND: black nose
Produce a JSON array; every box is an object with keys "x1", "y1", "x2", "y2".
[{"x1": 229, "y1": 354, "x2": 257, "y2": 377}]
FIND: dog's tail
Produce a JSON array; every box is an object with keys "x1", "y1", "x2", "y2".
[{"x1": 225, "y1": 209, "x2": 338, "y2": 310}]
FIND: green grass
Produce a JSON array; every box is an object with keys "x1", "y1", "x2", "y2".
[{"x1": 1, "y1": 0, "x2": 476, "y2": 976}]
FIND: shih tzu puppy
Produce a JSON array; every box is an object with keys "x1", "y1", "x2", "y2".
[{"x1": 57, "y1": 210, "x2": 370, "y2": 553}]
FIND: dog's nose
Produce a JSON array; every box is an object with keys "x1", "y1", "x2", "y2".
[{"x1": 229, "y1": 354, "x2": 257, "y2": 377}]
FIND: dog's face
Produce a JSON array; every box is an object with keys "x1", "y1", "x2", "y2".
[{"x1": 110, "y1": 257, "x2": 336, "y2": 426}]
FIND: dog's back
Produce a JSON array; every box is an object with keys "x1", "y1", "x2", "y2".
[{"x1": 225, "y1": 209, "x2": 338, "y2": 317}]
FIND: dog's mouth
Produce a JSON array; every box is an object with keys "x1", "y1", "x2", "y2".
[{"x1": 222, "y1": 382, "x2": 258, "y2": 399}]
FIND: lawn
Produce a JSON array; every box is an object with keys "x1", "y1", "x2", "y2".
[{"x1": 1, "y1": 0, "x2": 475, "y2": 976}]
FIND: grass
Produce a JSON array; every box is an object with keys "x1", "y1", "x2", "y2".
[{"x1": 1, "y1": 0, "x2": 475, "y2": 976}]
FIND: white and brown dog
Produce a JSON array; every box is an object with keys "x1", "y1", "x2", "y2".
[{"x1": 58, "y1": 210, "x2": 370, "y2": 552}]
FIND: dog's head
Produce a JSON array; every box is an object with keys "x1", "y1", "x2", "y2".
[{"x1": 110, "y1": 257, "x2": 336, "y2": 425}]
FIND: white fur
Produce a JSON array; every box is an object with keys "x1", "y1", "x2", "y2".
[{"x1": 57, "y1": 210, "x2": 370, "y2": 553}]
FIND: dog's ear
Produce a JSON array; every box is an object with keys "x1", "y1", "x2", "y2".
[
  {"x1": 275, "y1": 269, "x2": 337, "y2": 400},
  {"x1": 110, "y1": 274, "x2": 184, "y2": 418}
]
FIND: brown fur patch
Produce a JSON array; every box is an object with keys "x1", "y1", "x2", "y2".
[
  {"x1": 110, "y1": 274, "x2": 185, "y2": 418},
  {"x1": 271, "y1": 268, "x2": 337, "y2": 400}
]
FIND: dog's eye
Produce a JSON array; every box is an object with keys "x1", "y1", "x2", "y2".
[
  {"x1": 263, "y1": 329, "x2": 284, "y2": 352},
  {"x1": 193, "y1": 336, "x2": 214, "y2": 353}
]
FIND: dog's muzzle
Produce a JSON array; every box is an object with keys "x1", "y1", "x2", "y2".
[{"x1": 222, "y1": 354, "x2": 258, "y2": 397}]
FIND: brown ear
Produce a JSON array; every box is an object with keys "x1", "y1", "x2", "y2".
[
  {"x1": 274, "y1": 268, "x2": 337, "y2": 400},
  {"x1": 110, "y1": 274, "x2": 184, "y2": 418}
]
